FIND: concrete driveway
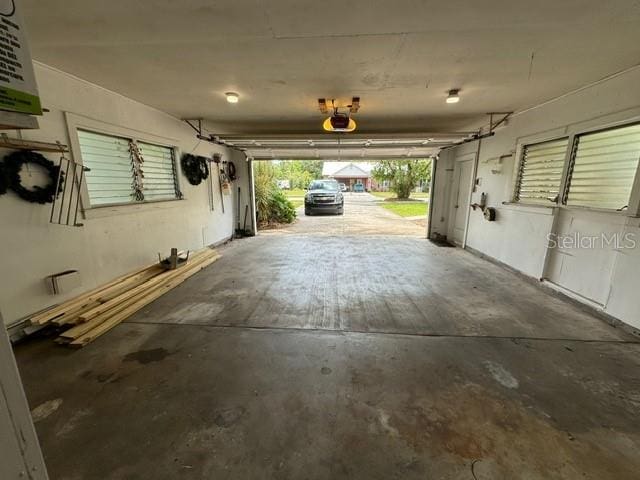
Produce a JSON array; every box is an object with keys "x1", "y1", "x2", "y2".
[{"x1": 264, "y1": 192, "x2": 426, "y2": 236}]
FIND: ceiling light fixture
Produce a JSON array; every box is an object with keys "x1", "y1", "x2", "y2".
[
  {"x1": 226, "y1": 92, "x2": 239, "y2": 104},
  {"x1": 323, "y1": 115, "x2": 357, "y2": 133},
  {"x1": 320, "y1": 98, "x2": 359, "y2": 133},
  {"x1": 446, "y1": 89, "x2": 460, "y2": 104}
]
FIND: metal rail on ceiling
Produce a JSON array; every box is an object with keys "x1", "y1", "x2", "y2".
[
  {"x1": 231, "y1": 142, "x2": 455, "y2": 150},
  {"x1": 183, "y1": 119, "x2": 477, "y2": 160}
]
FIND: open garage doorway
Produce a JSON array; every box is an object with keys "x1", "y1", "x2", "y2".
[
  {"x1": 217, "y1": 133, "x2": 473, "y2": 237},
  {"x1": 252, "y1": 159, "x2": 431, "y2": 237}
]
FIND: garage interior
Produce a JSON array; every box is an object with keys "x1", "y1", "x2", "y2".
[{"x1": 2, "y1": 1, "x2": 640, "y2": 479}]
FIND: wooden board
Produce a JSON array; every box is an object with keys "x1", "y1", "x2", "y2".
[
  {"x1": 30, "y1": 263, "x2": 160, "y2": 325},
  {"x1": 68, "y1": 253, "x2": 220, "y2": 347},
  {"x1": 61, "y1": 252, "x2": 218, "y2": 340},
  {"x1": 76, "y1": 251, "x2": 213, "y2": 324},
  {"x1": 46, "y1": 268, "x2": 163, "y2": 326}
]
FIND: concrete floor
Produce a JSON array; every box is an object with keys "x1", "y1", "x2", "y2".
[
  {"x1": 15, "y1": 235, "x2": 640, "y2": 480},
  {"x1": 266, "y1": 192, "x2": 427, "y2": 237}
]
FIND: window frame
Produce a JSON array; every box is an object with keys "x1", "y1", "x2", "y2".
[
  {"x1": 513, "y1": 120, "x2": 640, "y2": 217},
  {"x1": 65, "y1": 113, "x2": 183, "y2": 211},
  {"x1": 561, "y1": 122, "x2": 640, "y2": 213},
  {"x1": 513, "y1": 136, "x2": 571, "y2": 206}
]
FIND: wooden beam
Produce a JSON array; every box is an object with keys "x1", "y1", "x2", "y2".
[
  {"x1": 61, "y1": 251, "x2": 217, "y2": 340},
  {"x1": 31, "y1": 266, "x2": 163, "y2": 325},
  {"x1": 68, "y1": 253, "x2": 220, "y2": 347}
]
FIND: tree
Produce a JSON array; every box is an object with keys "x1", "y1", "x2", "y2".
[
  {"x1": 272, "y1": 160, "x2": 323, "y2": 189},
  {"x1": 372, "y1": 159, "x2": 432, "y2": 199}
]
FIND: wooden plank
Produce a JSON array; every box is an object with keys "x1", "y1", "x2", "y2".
[
  {"x1": 68, "y1": 253, "x2": 220, "y2": 347},
  {"x1": 45, "y1": 270, "x2": 160, "y2": 327},
  {"x1": 51, "y1": 303, "x2": 100, "y2": 326},
  {"x1": 76, "y1": 251, "x2": 213, "y2": 324},
  {"x1": 61, "y1": 251, "x2": 217, "y2": 340},
  {"x1": 34, "y1": 267, "x2": 163, "y2": 326},
  {"x1": 30, "y1": 262, "x2": 160, "y2": 325}
]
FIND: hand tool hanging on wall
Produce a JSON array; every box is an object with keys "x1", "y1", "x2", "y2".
[
  {"x1": 206, "y1": 157, "x2": 215, "y2": 211},
  {"x1": 235, "y1": 186, "x2": 242, "y2": 236},
  {"x1": 243, "y1": 205, "x2": 250, "y2": 235},
  {"x1": 220, "y1": 161, "x2": 231, "y2": 194},
  {"x1": 213, "y1": 154, "x2": 225, "y2": 213}
]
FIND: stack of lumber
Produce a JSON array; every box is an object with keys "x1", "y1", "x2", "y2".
[{"x1": 30, "y1": 248, "x2": 220, "y2": 348}]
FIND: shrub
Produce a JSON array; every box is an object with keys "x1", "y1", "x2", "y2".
[{"x1": 254, "y1": 162, "x2": 297, "y2": 224}]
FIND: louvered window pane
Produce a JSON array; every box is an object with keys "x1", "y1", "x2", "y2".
[
  {"x1": 566, "y1": 124, "x2": 640, "y2": 210},
  {"x1": 78, "y1": 129, "x2": 135, "y2": 206},
  {"x1": 516, "y1": 138, "x2": 569, "y2": 204},
  {"x1": 137, "y1": 141, "x2": 179, "y2": 201}
]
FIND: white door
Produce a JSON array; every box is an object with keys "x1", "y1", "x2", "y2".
[{"x1": 452, "y1": 159, "x2": 473, "y2": 245}]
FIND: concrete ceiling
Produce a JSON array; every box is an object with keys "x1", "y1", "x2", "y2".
[{"x1": 23, "y1": 0, "x2": 640, "y2": 135}]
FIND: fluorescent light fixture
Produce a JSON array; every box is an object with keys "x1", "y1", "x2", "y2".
[
  {"x1": 446, "y1": 89, "x2": 460, "y2": 104},
  {"x1": 226, "y1": 92, "x2": 239, "y2": 104}
]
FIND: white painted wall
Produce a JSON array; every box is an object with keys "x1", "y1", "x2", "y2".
[
  {"x1": 432, "y1": 67, "x2": 640, "y2": 330},
  {"x1": 0, "y1": 63, "x2": 251, "y2": 327}
]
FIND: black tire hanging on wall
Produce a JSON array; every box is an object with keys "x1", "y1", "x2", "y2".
[
  {"x1": 3, "y1": 150, "x2": 64, "y2": 204},
  {"x1": 180, "y1": 154, "x2": 210, "y2": 186}
]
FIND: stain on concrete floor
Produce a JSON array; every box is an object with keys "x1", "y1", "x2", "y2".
[
  {"x1": 13, "y1": 235, "x2": 640, "y2": 480},
  {"x1": 124, "y1": 347, "x2": 171, "y2": 364}
]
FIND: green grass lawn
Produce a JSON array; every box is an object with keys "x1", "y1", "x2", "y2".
[
  {"x1": 284, "y1": 188, "x2": 306, "y2": 198},
  {"x1": 370, "y1": 191, "x2": 430, "y2": 200},
  {"x1": 380, "y1": 201, "x2": 428, "y2": 217},
  {"x1": 289, "y1": 199, "x2": 304, "y2": 208}
]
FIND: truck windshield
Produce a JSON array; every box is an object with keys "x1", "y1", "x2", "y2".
[{"x1": 309, "y1": 181, "x2": 338, "y2": 191}]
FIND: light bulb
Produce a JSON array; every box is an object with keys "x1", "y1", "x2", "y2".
[{"x1": 446, "y1": 89, "x2": 460, "y2": 104}]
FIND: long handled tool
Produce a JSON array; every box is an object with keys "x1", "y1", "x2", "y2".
[
  {"x1": 235, "y1": 187, "x2": 242, "y2": 237},
  {"x1": 213, "y1": 154, "x2": 225, "y2": 213},
  {"x1": 207, "y1": 159, "x2": 215, "y2": 211}
]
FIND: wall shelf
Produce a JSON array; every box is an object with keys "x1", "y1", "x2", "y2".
[{"x1": 0, "y1": 134, "x2": 68, "y2": 153}]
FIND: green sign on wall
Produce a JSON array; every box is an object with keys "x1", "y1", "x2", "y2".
[{"x1": 0, "y1": 0, "x2": 42, "y2": 115}]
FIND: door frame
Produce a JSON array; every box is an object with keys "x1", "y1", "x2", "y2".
[
  {"x1": 426, "y1": 158, "x2": 436, "y2": 239},
  {"x1": 462, "y1": 138, "x2": 482, "y2": 248},
  {"x1": 0, "y1": 311, "x2": 49, "y2": 479},
  {"x1": 449, "y1": 153, "x2": 476, "y2": 246}
]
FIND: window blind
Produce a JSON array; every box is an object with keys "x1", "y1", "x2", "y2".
[
  {"x1": 77, "y1": 129, "x2": 135, "y2": 206},
  {"x1": 137, "y1": 141, "x2": 180, "y2": 201},
  {"x1": 515, "y1": 138, "x2": 569, "y2": 204},
  {"x1": 565, "y1": 124, "x2": 640, "y2": 210},
  {"x1": 77, "y1": 130, "x2": 179, "y2": 207}
]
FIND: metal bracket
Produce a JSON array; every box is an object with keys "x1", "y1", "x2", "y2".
[
  {"x1": 182, "y1": 119, "x2": 246, "y2": 154},
  {"x1": 184, "y1": 118, "x2": 204, "y2": 137},
  {"x1": 487, "y1": 112, "x2": 513, "y2": 135}
]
